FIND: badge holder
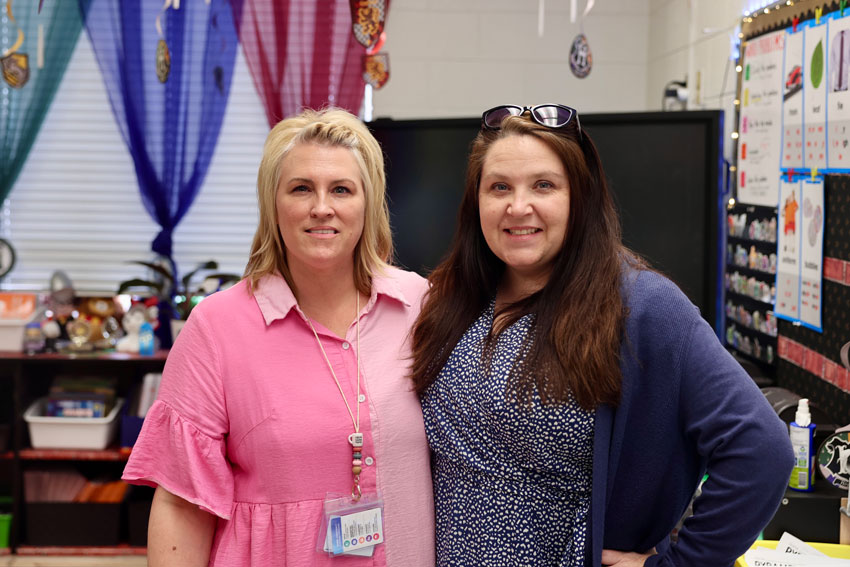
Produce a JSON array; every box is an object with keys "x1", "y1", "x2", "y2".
[{"x1": 316, "y1": 491, "x2": 385, "y2": 558}]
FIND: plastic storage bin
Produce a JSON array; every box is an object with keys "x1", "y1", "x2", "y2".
[
  {"x1": 0, "y1": 319, "x2": 26, "y2": 352},
  {"x1": 0, "y1": 513, "x2": 10, "y2": 548},
  {"x1": 24, "y1": 398, "x2": 124, "y2": 450}
]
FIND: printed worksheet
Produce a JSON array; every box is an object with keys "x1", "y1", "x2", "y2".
[
  {"x1": 783, "y1": 28, "x2": 805, "y2": 169},
  {"x1": 738, "y1": 30, "x2": 785, "y2": 206},
  {"x1": 804, "y1": 21, "x2": 828, "y2": 170}
]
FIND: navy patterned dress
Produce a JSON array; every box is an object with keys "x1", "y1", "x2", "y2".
[{"x1": 420, "y1": 302, "x2": 594, "y2": 567}]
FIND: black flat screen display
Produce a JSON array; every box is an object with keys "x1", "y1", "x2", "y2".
[{"x1": 369, "y1": 111, "x2": 724, "y2": 332}]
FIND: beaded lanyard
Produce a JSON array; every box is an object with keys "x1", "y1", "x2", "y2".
[{"x1": 306, "y1": 293, "x2": 364, "y2": 500}]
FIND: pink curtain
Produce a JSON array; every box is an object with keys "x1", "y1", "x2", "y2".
[{"x1": 233, "y1": 0, "x2": 368, "y2": 126}]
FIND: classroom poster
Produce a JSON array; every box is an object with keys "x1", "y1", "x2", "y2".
[
  {"x1": 828, "y1": 15, "x2": 850, "y2": 169},
  {"x1": 776, "y1": 177, "x2": 802, "y2": 321},
  {"x1": 804, "y1": 22, "x2": 828, "y2": 170},
  {"x1": 800, "y1": 177, "x2": 824, "y2": 330},
  {"x1": 783, "y1": 29, "x2": 805, "y2": 169},
  {"x1": 738, "y1": 30, "x2": 784, "y2": 206}
]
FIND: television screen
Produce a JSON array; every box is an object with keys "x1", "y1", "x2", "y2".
[{"x1": 369, "y1": 111, "x2": 724, "y2": 331}]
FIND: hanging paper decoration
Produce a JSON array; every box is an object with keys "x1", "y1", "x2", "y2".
[
  {"x1": 350, "y1": 0, "x2": 386, "y2": 49},
  {"x1": 569, "y1": 33, "x2": 592, "y2": 79},
  {"x1": 1, "y1": 53, "x2": 29, "y2": 88},
  {"x1": 156, "y1": 39, "x2": 171, "y2": 83},
  {"x1": 363, "y1": 53, "x2": 389, "y2": 88},
  {"x1": 155, "y1": 0, "x2": 173, "y2": 83},
  {"x1": 1, "y1": 1, "x2": 30, "y2": 88}
]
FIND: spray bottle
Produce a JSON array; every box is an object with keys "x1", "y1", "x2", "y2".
[{"x1": 789, "y1": 398, "x2": 816, "y2": 492}]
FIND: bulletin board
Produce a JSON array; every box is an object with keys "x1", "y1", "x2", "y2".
[{"x1": 735, "y1": 0, "x2": 850, "y2": 424}]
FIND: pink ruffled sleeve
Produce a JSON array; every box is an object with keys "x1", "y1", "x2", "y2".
[{"x1": 122, "y1": 305, "x2": 234, "y2": 519}]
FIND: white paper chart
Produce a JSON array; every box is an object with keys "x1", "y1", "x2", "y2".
[
  {"x1": 800, "y1": 177, "x2": 824, "y2": 330},
  {"x1": 739, "y1": 30, "x2": 785, "y2": 206},
  {"x1": 804, "y1": 22, "x2": 828, "y2": 170},
  {"x1": 828, "y1": 14, "x2": 850, "y2": 169},
  {"x1": 776, "y1": 177, "x2": 802, "y2": 321},
  {"x1": 783, "y1": 29, "x2": 805, "y2": 168}
]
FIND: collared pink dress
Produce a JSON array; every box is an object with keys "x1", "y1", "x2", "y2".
[{"x1": 122, "y1": 268, "x2": 436, "y2": 566}]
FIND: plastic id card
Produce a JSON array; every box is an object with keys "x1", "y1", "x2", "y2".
[{"x1": 316, "y1": 492, "x2": 384, "y2": 558}]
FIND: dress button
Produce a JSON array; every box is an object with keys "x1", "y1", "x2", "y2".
[
  {"x1": 358, "y1": 394, "x2": 366, "y2": 403},
  {"x1": 342, "y1": 342, "x2": 350, "y2": 350},
  {"x1": 365, "y1": 457, "x2": 374, "y2": 466}
]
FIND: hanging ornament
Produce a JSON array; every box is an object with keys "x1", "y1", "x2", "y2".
[
  {"x1": 569, "y1": 34, "x2": 592, "y2": 78},
  {"x1": 1, "y1": 0, "x2": 30, "y2": 88},
  {"x1": 363, "y1": 53, "x2": 389, "y2": 89},
  {"x1": 155, "y1": 0, "x2": 173, "y2": 83},
  {"x1": 156, "y1": 39, "x2": 171, "y2": 83},
  {"x1": 350, "y1": 0, "x2": 386, "y2": 49}
]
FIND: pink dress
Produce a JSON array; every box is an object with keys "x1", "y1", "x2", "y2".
[{"x1": 123, "y1": 268, "x2": 436, "y2": 566}]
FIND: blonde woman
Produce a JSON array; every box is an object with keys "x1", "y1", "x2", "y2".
[{"x1": 124, "y1": 108, "x2": 435, "y2": 566}]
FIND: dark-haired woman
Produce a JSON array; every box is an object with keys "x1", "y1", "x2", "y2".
[{"x1": 411, "y1": 104, "x2": 793, "y2": 567}]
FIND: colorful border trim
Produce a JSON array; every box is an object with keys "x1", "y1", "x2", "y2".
[{"x1": 778, "y1": 334, "x2": 850, "y2": 391}]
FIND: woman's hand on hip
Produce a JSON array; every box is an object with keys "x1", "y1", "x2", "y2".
[{"x1": 601, "y1": 548, "x2": 656, "y2": 566}]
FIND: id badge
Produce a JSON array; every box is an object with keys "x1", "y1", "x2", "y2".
[{"x1": 316, "y1": 492, "x2": 385, "y2": 557}]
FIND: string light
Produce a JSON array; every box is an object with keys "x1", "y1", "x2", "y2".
[
  {"x1": 736, "y1": 64, "x2": 743, "y2": 73},
  {"x1": 734, "y1": 99, "x2": 740, "y2": 106},
  {"x1": 730, "y1": 166, "x2": 737, "y2": 172},
  {"x1": 731, "y1": 132, "x2": 740, "y2": 139},
  {"x1": 728, "y1": 197, "x2": 737, "y2": 207}
]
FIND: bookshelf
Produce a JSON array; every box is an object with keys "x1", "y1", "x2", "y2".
[{"x1": 0, "y1": 351, "x2": 167, "y2": 558}]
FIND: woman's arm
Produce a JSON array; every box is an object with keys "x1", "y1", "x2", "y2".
[{"x1": 147, "y1": 485, "x2": 217, "y2": 567}]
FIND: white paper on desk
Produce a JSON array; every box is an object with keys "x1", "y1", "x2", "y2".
[
  {"x1": 776, "y1": 532, "x2": 828, "y2": 556},
  {"x1": 744, "y1": 547, "x2": 850, "y2": 566}
]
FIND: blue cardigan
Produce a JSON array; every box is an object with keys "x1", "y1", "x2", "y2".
[{"x1": 590, "y1": 269, "x2": 794, "y2": 567}]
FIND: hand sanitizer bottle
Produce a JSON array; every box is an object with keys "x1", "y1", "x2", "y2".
[{"x1": 789, "y1": 398, "x2": 816, "y2": 491}]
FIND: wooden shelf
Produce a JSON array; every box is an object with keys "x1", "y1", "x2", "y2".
[
  {"x1": 15, "y1": 545, "x2": 146, "y2": 556},
  {"x1": 18, "y1": 448, "x2": 128, "y2": 462},
  {"x1": 0, "y1": 351, "x2": 168, "y2": 362},
  {"x1": 726, "y1": 290, "x2": 775, "y2": 307}
]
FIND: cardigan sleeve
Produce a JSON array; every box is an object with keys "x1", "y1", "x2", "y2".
[{"x1": 646, "y1": 314, "x2": 794, "y2": 567}]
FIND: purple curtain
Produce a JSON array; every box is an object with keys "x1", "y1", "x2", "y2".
[{"x1": 79, "y1": 0, "x2": 238, "y2": 268}]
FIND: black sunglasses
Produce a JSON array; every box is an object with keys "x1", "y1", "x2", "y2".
[{"x1": 481, "y1": 104, "x2": 582, "y2": 140}]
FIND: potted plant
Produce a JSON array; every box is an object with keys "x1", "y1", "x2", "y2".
[{"x1": 117, "y1": 259, "x2": 240, "y2": 344}]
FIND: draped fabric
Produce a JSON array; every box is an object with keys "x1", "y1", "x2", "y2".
[
  {"x1": 232, "y1": 0, "x2": 367, "y2": 127},
  {"x1": 0, "y1": 1, "x2": 82, "y2": 204},
  {"x1": 78, "y1": 0, "x2": 238, "y2": 268}
]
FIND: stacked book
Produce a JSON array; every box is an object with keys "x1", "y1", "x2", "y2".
[{"x1": 45, "y1": 376, "x2": 116, "y2": 418}]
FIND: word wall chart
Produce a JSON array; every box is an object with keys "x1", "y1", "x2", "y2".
[{"x1": 738, "y1": 13, "x2": 843, "y2": 330}]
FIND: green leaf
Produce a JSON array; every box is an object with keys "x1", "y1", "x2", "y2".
[
  {"x1": 127, "y1": 260, "x2": 174, "y2": 283},
  {"x1": 181, "y1": 260, "x2": 219, "y2": 292},
  {"x1": 811, "y1": 40, "x2": 824, "y2": 89},
  {"x1": 117, "y1": 278, "x2": 164, "y2": 296}
]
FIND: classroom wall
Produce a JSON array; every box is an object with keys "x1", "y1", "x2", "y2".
[
  {"x1": 5, "y1": 0, "x2": 764, "y2": 292},
  {"x1": 371, "y1": 0, "x2": 651, "y2": 118}
]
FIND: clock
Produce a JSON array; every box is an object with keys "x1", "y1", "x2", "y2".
[{"x1": 0, "y1": 238, "x2": 15, "y2": 279}]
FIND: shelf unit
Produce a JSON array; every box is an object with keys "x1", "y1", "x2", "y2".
[
  {"x1": 725, "y1": 203, "x2": 779, "y2": 378},
  {"x1": 0, "y1": 351, "x2": 167, "y2": 558}
]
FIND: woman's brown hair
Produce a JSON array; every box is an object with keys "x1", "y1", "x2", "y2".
[{"x1": 410, "y1": 113, "x2": 640, "y2": 410}]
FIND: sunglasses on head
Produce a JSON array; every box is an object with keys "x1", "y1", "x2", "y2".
[{"x1": 481, "y1": 104, "x2": 582, "y2": 139}]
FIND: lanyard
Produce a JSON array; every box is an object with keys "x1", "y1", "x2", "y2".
[{"x1": 305, "y1": 293, "x2": 364, "y2": 499}]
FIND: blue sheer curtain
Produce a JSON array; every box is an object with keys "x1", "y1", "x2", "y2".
[{"x1": 79, "y1": 0, "x2": 238, "y2": 283}]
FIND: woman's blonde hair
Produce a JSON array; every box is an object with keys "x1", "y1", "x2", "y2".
[{"x1": 243, "y1": 107, "x2": 392, "y2": 295}]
